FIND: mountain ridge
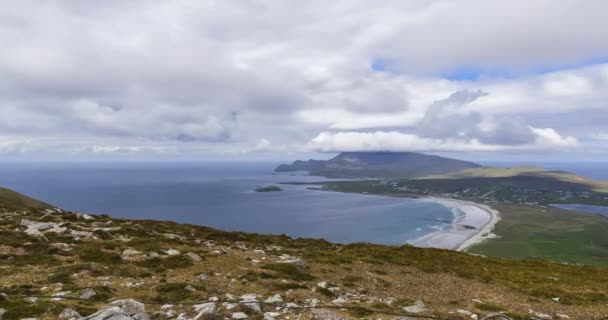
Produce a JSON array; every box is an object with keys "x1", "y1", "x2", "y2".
[{"x1": 275, "y1": 151, "x2": 481, "y2": 178}]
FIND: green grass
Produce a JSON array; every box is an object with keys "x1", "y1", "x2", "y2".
[{"x1": 469, "y1": 204, "x2": 608, "y2": 266}]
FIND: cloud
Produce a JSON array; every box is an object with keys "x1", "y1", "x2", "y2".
[
  {"x1": 306, "y1": 128, "x2": 578, "y2": 153},
  {"x1": 0, "y1": 1, "x2": 607, "y2": 158}
]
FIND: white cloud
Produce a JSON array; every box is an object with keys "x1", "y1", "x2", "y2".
[{"x1": 0, "y1": 1, "x2": 606, "y2": 158}]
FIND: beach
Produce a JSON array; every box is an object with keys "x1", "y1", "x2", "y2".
[{"x1": 409, "y1": 197, "x2": 501, "y2": 251}]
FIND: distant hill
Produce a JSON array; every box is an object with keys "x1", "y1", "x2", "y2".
[
  {"x1": 418, "y1": 165, "x2": 608, "y2": 193},
  {"x1": 0, "y1": 186, "x2": 52, "y2": 210},
  {"x1": 275, "y1": 151, "x2": 481, "y2": 178}
]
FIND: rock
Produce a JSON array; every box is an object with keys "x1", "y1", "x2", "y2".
[
  {"x1": 184, "y1": 285, "x2": 196, "y2": 292},
  {"x1": 264, "y1": 294, "x2": 283, "y2": 304},
  {"x1": 457, "y1": 310, "x2": 478, "y2": 319},
  {"x1": 193, "y1": 302, "x2": 216, "y2": 319},
  {"x1": 121, "y1": 249, "x2": 145, "y2": 261},
  {"x1": 232, "y1": 312, "x2": 248, "y2": 319},
  {"x1": 185, "y1": 252, "x2": 202, "y2": 262},
  {"x1": 403, "y1": 300, "x2": 428, "y2": 314},
  {"x1": 80, "y1": 288, "x2": 96, "y2": 300},
  {"x1": 0, "y1": 309, "x2": 5, "y2": 320},
  {"x1": 480, "y1": 314, "x2": 513, "y2": 320},
  {"x1": 110, "y1": 299, "x2": 146, "y2": 315},
  {"x1": 317, "y1": 281, "x2": 328, "y2": 288},
  {"x1": 21, "y1": 219, "x2": 66, "y2": 236},
  {"x1": 264, "y1": 312, "x2": 280, "y2": 320},
  {"x1": 197, "y1": 273, "x2": 208, "y2": 281},
  {"x1": 164, "y1": 249, "x2": 180, "y2": 256},
  {"x1": 234, "y1": 242, "x2": 248, "y2": 250},
  {"x1": 52, "y1": 291, "x2": 72, "y2": 301},
  {"x1": 58, "y1": 308, "x2": 81, "y2": 320},
  {"x1": 222, "y1": 302, "x2": 238, "y2": 310},
  {"x1": 556, "y1": 315, "x2": 570, "y2": 319},
  {"x1": 132, "y1": 313, "x2": 150, "y2": 320},
  {"x1": 239, "y1": 294, "x2": 261, "y2": 313},
  {"x1": 81, "y1": 307, "x2": 132, "y2": 320},
  {"x1": 0, "y1": 293, "x2": 7, "y2": 301},
  {"x1": 331, "y1": 296, "x2": 348, "y2": 304},
  {"x1": 310, "y1": 309, "x2": 346, "y2": 320},
  {"x1": 160, "y1": 305, "x2": 173, "y2": 310}
]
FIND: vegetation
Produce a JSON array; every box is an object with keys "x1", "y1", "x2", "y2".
[{"x1": 254, "y1": 186, "x2": 282, "y2": 192}]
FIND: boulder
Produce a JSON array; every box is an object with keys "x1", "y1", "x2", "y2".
[
  {"x1": 232, "y1": 312, "x2": 248, "y2": 319},
  {"x1": 80, "y1": 288, "x2": 97, "y2": 300},
  {"x1": 58, "y1": 308, "x2": 81, "y2": 320},
  {"x1": 403, "y1": 300, "x2": 428, "y2": 313},
  {"x1": 185, "y1": 252, "x2": 202, "y2": 262},
  {"x1": 239, "y1": 294, "x2": 261, "y2": 313},
  {"x1": 264, "y1": 294, "x2": 283, "y2": 304},
  {"x1": 81, "y1": 307, "x2": 132, "y2": 320},
  {"x1": 310, "y1": 309, "x2": 347, "y2": 320},
  {"x1": 121, "y1": 249, "x2": 145, "y2": 261},
  {"x1": 110, "y1": 299, "x2": 146, "y2": 316},
  {"x1": 193, "y1": 302, "x2": 216, "y2": 319}
]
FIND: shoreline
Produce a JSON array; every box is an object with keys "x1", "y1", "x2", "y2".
[
  {"x1": 409, "y1": 197, "x2": 501, "y2": 251},
  {"x1": 302, "y1": 185, "x2": 502, "y2": 252}
]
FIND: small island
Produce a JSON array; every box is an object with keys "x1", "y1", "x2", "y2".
[{"x1": 255, "y1": 185, "x2": 282, "y2": 192}]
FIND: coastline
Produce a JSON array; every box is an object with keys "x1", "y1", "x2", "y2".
[{"x1": 409, "y1": 197, "x2": 501, "y2": 251}]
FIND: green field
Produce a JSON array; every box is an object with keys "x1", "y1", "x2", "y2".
[{"x1": 469, "y1": 204, "x2": 608, "y2": 266}]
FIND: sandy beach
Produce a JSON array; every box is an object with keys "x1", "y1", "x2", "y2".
[{"x1": 409, "y1": 197, "x2": 501, "y2": 251}]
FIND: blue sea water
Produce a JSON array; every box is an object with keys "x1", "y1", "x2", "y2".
[{"x1": 0, "y1": 161, "x2": 453, "y2": 245}]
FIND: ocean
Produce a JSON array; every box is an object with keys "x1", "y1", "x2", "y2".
[{"x1": 0, "y1": 161, "x2": 453, "y2": 245}]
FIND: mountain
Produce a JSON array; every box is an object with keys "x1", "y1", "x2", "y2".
[
  {"x1": 0, "y1": 186, "x2": 52, "y2": 210},
  {"x1": 275, "y1": 151, "x2": 481, "y2": 178}
]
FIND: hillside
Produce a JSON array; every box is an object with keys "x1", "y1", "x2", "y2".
[
  {"x1": 1, "y1": 205, "x2": 608, "y2": 319},
  {"x1": 0, "y1": 186, "x2": 52, "y2": 210},
  {"x1": 275, "y1": 152, "x2": 481, "y2": 178}
]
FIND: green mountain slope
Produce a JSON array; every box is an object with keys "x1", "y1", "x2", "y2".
[
  {"x1": 0, "y1": 186, "x2": 52, "y2": 210},
  {"x1": 275, "y1": 152, "x2": 481, "y2": 178}
]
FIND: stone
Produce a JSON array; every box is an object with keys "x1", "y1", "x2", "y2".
[
  {"x1": 185, "y1": 252, "x2": 202, "y2": 262},
  {"x1": 21, "y1": 219, "x2": 66, "y2": 236},
  {"x1": 81, "y1": 307, "x2": 132, "y2": 320},
  {"x1": 331, "y1": 296, "x2": 348, "y2": 304},
  {"x1": 193, "y1": 302, "x2": 216, "y2": 319},
  {"x1": 184, "y1": 285, "x2": 196, "y2": 292},
  {"x1": 232, "y1": 312, "x2": 248, "y2": 319},
  {"x1": 0, "y1": 293, "x2": 7, "y2": 301},
  {"x1": 197, "y1": 273, "x2": 208, "y2": 281},
  {"x1": 164, "y1": 249, "x2": 180, "y2": 256},
  {"x1": 317, "y1": 281, "x2": 328, "y2": 288},
  {"x1": 310, "y1": 309, "x2": 346, "y2": 320},
  {"x1": 403, "y1": 300, "x2": 428, "y2": 313},
  {"x1": 480, "y1": 314, "x2": 513, "y2": 320},
  {"x1": 0, "y1": 309, "x2": 5, "y2": 320},
  {"x1": 239, "y1": 294, "x2": 261, "y2": 313},
  {"x1": 121, "y1": 249, "x2": 145, "y2": 261},
  {"x1": 110, "y1": 299, "x2": 146, "y2": 315},
  {"x1": 264, "y1": 312, "x2": 280, "y2": 320},
  {"x1": 58, "y1": 308, "x2": 81, "y2": 320},
  {"x1": 80, "y1": 288, "x2": 96, "y2": 300},
  {"x1": 264, "y1": 294, "x2": 283, "y2": 304}
]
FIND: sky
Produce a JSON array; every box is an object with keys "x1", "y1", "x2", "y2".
[{"x1": 1, "y1": 0, "x2": 608, "y2": 162}]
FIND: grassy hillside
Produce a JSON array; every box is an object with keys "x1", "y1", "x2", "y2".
[
  {"x1": 2, "y1": 206, "x2": 608, "y2": 319},
  {"x1": 0, "y1": 186, "x2": 52, "y2": 210},
  {"x1": 275, "y1": 152, "x2": 480, "y2": 178}
]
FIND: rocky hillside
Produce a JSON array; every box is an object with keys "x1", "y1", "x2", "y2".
[
  {"x1": 1, "y1": 203, "x2": 608, "y2": 319},
  {"x1": 275, "y1": 152, "x2": 481, "y2": 178}
]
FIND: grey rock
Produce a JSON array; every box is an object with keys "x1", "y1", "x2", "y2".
[
  {"x1": 185, "y1": 253, "x2": 202, "y2": 262},
  {"x1": 193, "y1": 302, "x2": 216, "y2": 319},
  {"x1": 239, "y1": 294, "x2": 261, "y2": 313},
  {"x1": 58, "y1": 308, "x2": 81, "y2": 320},
  {"x1": 231, "y1": 312, "x2": 248, "y2": 319},
  {"x1": 310, "y1": 309, "x2": 347, "y2": 320},
  {"x1": 197, "y1": 273, "x2": 208, "y2": 281},
  {"x1": 110, "y1": 299, "x2": 146, "y2": 316},
  {"x1": 132, "y1": 313, "x2": 150, "y2": 320},
  {"x1": 81, "y1": 307, "x2": 132, "y2": 320},
  {"x1": 0, "y1": 308, "x2": 6, "y2": 320},
  {"x1": 80, "y1": 288, "x2": 97, "y2": 300},
  {"x1": 480, "y1": 314, "x2": 513, "y2": 320},
  {"x1": 264, "y1": 294, "x2": 283, "y2": 304},
  {"x1": 121, "y1": 249, "x2": 145, "y2": 261},
  {"x1": 403, "y1": 300, "x2": 428, "y2": 313},
  {"x1": 0, "y1": 293, "x2": 7, "y2": 301}
]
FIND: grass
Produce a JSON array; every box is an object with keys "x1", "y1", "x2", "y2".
[
  {"x1": 469, "y1": 204, "x2": 608, "y2": 266},
  {"x1": 261, "y1": 263, "x2": 314, "y2": 281}
]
